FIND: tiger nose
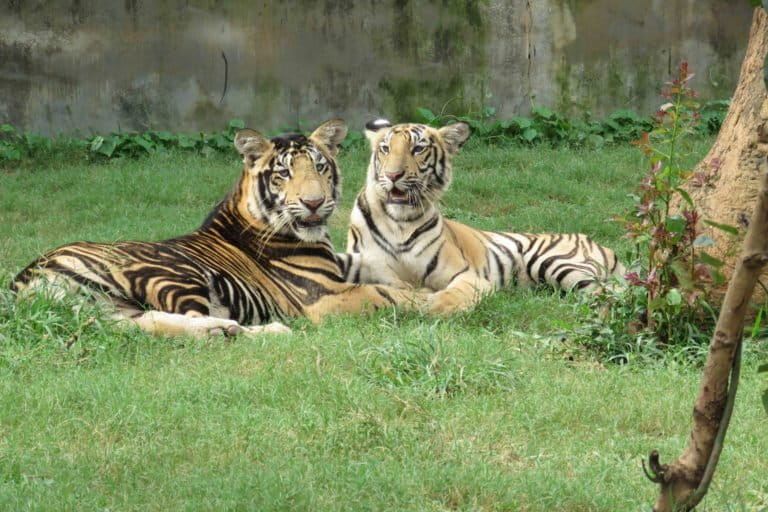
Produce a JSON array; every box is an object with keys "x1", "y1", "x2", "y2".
[
  {"x1": 300, "y1": 197, "x2": 325, "y2": 211},
  {"x1": 385, "y1": 170, "x2": 404, "y2": 183}
]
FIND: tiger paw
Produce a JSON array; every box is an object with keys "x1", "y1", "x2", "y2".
[
  {"x1": 240, "y1": 322, "x2": 292, "y2": 336},
  {"x1": 426, "y1": 290, "x2": 473, "y2": 316},
  {"x1": 188, "y1": 317, "x2": 241, "y2": 338},
  {"x1": 208, "y1": 323, "x2": 243, "y2": 337},
  {"x1": 402, "y1": 288, "x2": 432, "y2": 311}
]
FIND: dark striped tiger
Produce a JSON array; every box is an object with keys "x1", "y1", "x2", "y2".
[
  {"x1": 343, "y1": 119, "x2": 625, "y2": 315},
  {"x1": 11, "y1": 119, "x2": 426, "y2": 337}
]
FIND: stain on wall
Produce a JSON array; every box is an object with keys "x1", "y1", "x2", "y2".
[{"x1": 0, "y1": 0, "x2": 753, "y2": 135}]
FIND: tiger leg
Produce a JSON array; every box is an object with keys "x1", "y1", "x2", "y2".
[
  {"x1": 549, "y1": 261, "x2": 626, "y2": 294},
  {"x1": 304, "y1": 284, "x2": 428, "y2": 323},
  {"x1": 124, "y1": 310, "x2": 291, "y2": 338},
  {"x1": 427, "y1": 272, "x2": 494, "y2": 315}
]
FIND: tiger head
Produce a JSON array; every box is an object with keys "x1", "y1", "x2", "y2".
[
  {"x1": 234, "y1": 119, "x2": 348, "y2": 242},
  {"x1": 363, "y1": 120, "x2": 470, "y2": 221}
]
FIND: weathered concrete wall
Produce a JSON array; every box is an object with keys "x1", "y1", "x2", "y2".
[{"x1": 0, "y1": 0, "x2": 752, "y2": 135}]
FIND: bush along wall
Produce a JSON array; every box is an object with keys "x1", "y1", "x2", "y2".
[
  {"x1": 0, "y1": 101, "x2": 729, "y2": 167},
  {"x1": 412, "y1": 99, "x2": 728, "y2": 146}
]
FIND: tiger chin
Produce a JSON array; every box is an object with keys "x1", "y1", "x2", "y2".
[
  {"x1": 343, "y1": 119, "x2": 625, "y2": 315},
  {"x1": 11, "y1": 119, "x2": 429, "y2": 339}
]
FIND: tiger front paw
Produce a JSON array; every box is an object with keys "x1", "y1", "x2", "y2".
[
  {"x1": 241, "y1": 322, "x2": 293, "y2": 336},
  {"x1": 393, "y1": 287, "x2": 432, "y2": 312},
  {"x1": 426, "y1": 290, "x2": 474, "y2": 316}
]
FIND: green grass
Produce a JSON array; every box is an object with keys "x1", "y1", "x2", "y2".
[{"x1": 1, "y1": 140, "x2": 767, "y2": 511}]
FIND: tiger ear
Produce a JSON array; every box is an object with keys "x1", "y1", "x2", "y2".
[
  {"x1": 309, "y1": 118, "x2": 348, "y2": 157},
  {"x1": 364, "y1": 118, "x2": 392, "y2": 148},
  {"x1": 234, "y1": 129, "x2": 272, "y2": 166},
  {"x1": 438, "y1": 122, "x2": 471, "y2": 155}
]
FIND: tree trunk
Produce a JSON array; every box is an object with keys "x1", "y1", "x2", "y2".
[{"x1": 676, "y1": 7, "x2": 768, "y2": 300}]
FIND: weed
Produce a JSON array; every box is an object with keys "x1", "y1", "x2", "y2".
[{"x1": 570, "y1": 62, "x2": 736, "y2": 363}]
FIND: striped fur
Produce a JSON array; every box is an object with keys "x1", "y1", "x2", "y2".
[
  {"x1": 342, "y1": 120, "x2": 625, "y2": 315},
  {"x1": 12, "y1": 120, "x2": 426, "y2": 337}
]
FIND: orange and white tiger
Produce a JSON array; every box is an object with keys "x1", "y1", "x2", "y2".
[
  {"x1": 341, "y1": 119, "x2": 624, "y2": 314},
  {"x1": 12, "y1": 120, "x2": 427, "y2": 337}
]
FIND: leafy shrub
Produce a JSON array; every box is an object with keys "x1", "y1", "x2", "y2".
[
  {"x1": 0, "y1": 120, "x2": 249, "y2": 168},
  {"x1": 1, "y1": 124, "x2": 86, "y2": 165},
  {"x1": 412, "y1": 99, "x2": 724, "y2": 148},
  {"x1": 1, "y1": 100, "x2": 729, "y2": 168},
  {"x1": 88, "y1": 119, "x2": 246, "y2": 159},
  {"x1": 571, "y1": 62, "x2": 732, "y2": 363}
]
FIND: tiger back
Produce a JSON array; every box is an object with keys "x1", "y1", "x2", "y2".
[
  {"x1": 12, "y1": 119, "x2": 426, "y2": 338},
  {"x1": 344, "y1": 119, "x2": 625, "y2": 315}
]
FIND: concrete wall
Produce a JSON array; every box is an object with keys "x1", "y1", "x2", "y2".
[{"x1": 0, "y1": 0, "x2": 753, "y2": 135}]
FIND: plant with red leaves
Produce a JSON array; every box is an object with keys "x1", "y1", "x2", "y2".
[{"x1": 576, "y1": 62, "x2": 727, "y2": 361}]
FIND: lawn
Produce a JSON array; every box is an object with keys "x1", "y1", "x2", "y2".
[{"x1": 1, "y1": 139, "x2": 766, "y2": 511}]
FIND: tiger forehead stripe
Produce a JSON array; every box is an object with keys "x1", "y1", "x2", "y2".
[
  {"x1": 408, "y1": 126, "x2": 425, "y2": 140},
  {"x1": 276, "y1": 146, "x2": 327, "y2": 167},
  {"x1": 386, "y1": 125, "x2": 425, "y2": 142},
  {"x1": 306, "y1": 146, "x2": 325, "y2": 163}
]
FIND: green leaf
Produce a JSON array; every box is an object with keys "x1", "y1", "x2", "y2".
[
  {"x1": 532, "y1": 106, "x2": 554, "y2": 119},
  {"x1": 96, "y1": 136, "x2": 118, "y2": 157},
  {"x1": 228, "y1": 119, "x2": 246, "y2": 130},
  {"x1": 710, "y1": 268, "x2": 727, "y2": 286},
  {"x1": 758, "y1": 363, "x2": 768, "y2": 373},
  {"x1": 665, "y1": 215, "x2": 686, "y2": 235},
  {"x1": 699, "y1": 251, "x2": 725, "y2": 268},
  {"x1": 665, "y1": 288, "x2": 682, "y2": 306},
  {"x1": 522, "y1": 128, "x2": 539, "y2": 142},
  {"x1": 89, "y1": 136, "x2": 104, "y2": 152},
  {"x1": 414, "y1": 107, "x2": 437, "y2": 124},
  {"x1": 704, "y1": 220, "x2": 739, "y2": 235},
  {"x1": 1, "y1": 124, "x2": 16, "y2": 133},
  {"x1": 131, "y1": 135, "x2": 154, "y2": 153},
  {"x1": 675, "y1": 187, "x2": 694, "y2": 208},
  {"x1": 512, "y1": 117, "x2": 532, "y2": 130}
]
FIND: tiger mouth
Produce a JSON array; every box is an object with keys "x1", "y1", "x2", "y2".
[
  {"x1": 387, "y1": 188, "x2": 413, "y2": 205},
  {"x1": 294, "y1": 213, "x2": 325, "y2": 228}
]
